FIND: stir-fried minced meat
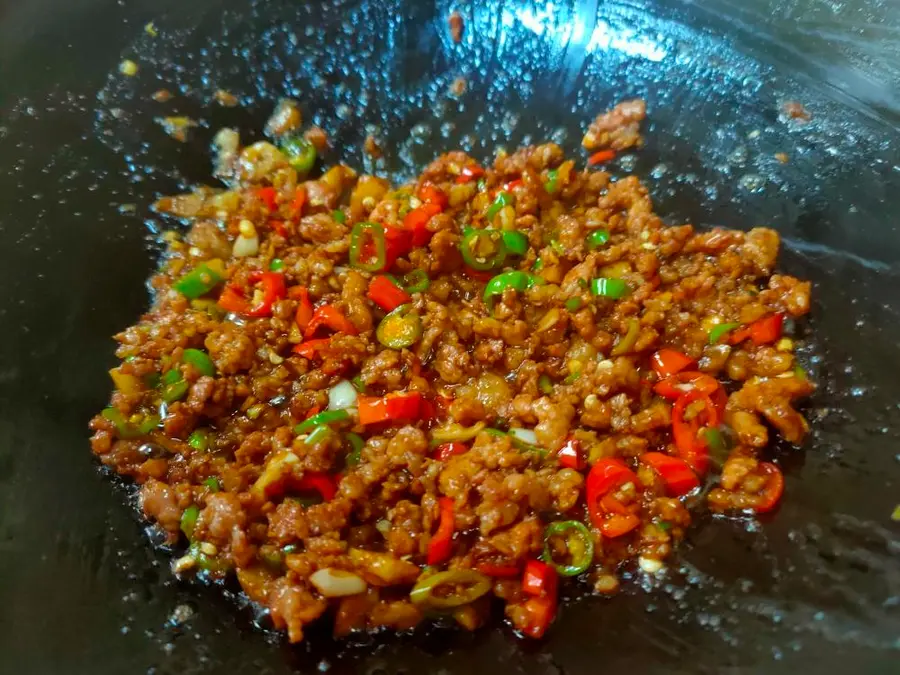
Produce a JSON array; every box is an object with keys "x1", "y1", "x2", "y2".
[{"x1": 90, "y1": 98, "x2": 814, "y2": 644}]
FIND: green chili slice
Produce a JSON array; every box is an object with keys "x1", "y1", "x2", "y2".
[
  {"x1": 545, "y1": 169, "x2": 559, "y2": 194},
  {"x1": 541, "y1": 520, "x2": 594, "y2": 576},
  {"x1": 187, "y1": 542, "x2": 232, "y2": 574},
  {"x1": 409, "y1": 569, "x2": 492, "y2": 609},
  {"x1": 403, "y1": 269, "x2": 430, "y2": 293},
  {"x1": 182, "y1": 348, "x2": 215, "y2": 377},
  {"x1": 269, "y1": 258, "x2": 284, "y2": 271},
  {"x1": 501, "y1": 231, "x2": 529, "y2": 255},
  {"x1": 708, "y1": 322, "x2": 740, "y2": 345},
  {"x1": 550, "y1": 239, "x2": 566, "y2": 255},
  {"x1": 563, "y1": 371, "x2": 581, "y2": 385},
  {"x1": 565, "y1": 297, "x2": 583, "y2": 312},
  {"x1": 538, "y1": 374, "x2": 554, "y2": 396},
  {"x1": 188, "y1": 428, "x2": 209, "y2": 451},
  {"x1": 304, "y1": 425, "x2": 331, "y2": 446},
  {"x1": 101, "y1": 408, "x2": 159, "y2": 439},
  {"x1": 482, "y1": 271, "x2": 541, "y2": 309},
  {"x1": 485, "y1": 191, "x2": 513, "y2": 221},
  {"x1": 460, "y1": 228, "x2": 507, "y2": 271},
  {"x1": 203, "y1": 477, "x2": 220, "y2": 492},
  {"x1": 162, "y1": 368, "x2": 182, "y2": 386},
  {"x1": 173, "y1": 261, "x2": 224, "y2": 299},
  {"x1": 280, "y1": 136, "x2": 317, "y2": 176},
  {"x1": 162, "y1": 379, "x2": 190, "y2": 404},
  {"x1": 610, "y1": 317, "x2": 640, "y2": 356},
  {"x1": 590, "y1": 277, "x2": 629, "y2": 299},
  {"x1": 180, "y1": 505, "x2": 200, "y2": 540},
  {"x1": 294, "y1": 409, "x2": 351, "y2": 434},
  {"x1": 332, "y1": 209, "x2": 346, "y2": 224},
  {"x1": 349, "y1": 221, "x2": 386, "y2": 272},
  {"x1": 585, "y1": 229, "x2": 610, "y2": 250},
  {"x1": 376, "y1": 304, "x2": 423, "y2": 349}
]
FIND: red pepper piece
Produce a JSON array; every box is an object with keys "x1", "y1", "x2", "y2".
[
  {"x1": 557, "y1": 437, "x2": 584, "y2": 470},
  {"x1": 246, "y1": 272, "x2": 286, "y2": 318},
  {"x1": 641, "y1": 452, "x2": 701, "y2": 497},
  {"x1": 585, "y1": 458, "x2": 641, "y2": 538},
  {"x1": 587, "y1": 149, "x2": 616, "y2": 165},
  {"x1": 753, "y1": 462, "x2": 785, "y2": 512},
  {"x1": 671, "y1": 390, "x2": 721, "y2": 475},
  {"x1": 291, "y1": 187, "x2": 306, "y2": 220},
  {"x1": 270, "y1": 219, "x2": 289, "y2": 237},
  {"x1": 522, "y1": 559, "x2": 558, "y2": 598},
  {"x1": 502, "y1": 178, "x2": 523, "y2": 191},
  {"x1": 463, "y1": 266, "x2": 494, "y2": 282},
  {"x1": 304, "y1": 305, "x2": 358, "y2": 339},
  {"x1": 367, "y1": 275, "x2": 412, "y2": 312},
  {"x1": 749, "y1": 312, "x2": 785, "y2": 345},
  {"x1": 650, "y1": 348, "x2": 695, "y2": 379},
  {"x1": 475, "y1": 561, "x2": 520, "y2": 578},
  {"x1": 292, "y1": 338, "x2": 331, "y2": 360},
  {"x1": 291, "y1": 286, "x2": 313, "y2": 331},
  {"x1": 433, "y1": 442, "x2": 469, "y2": 461},
  {"x1": 382, "y1": 225, "x2": 413, "y2": 270},
  {"x1": 520, "y1": 595, "x2": 556, "y2": 639},
  {"x1": 255, "y1": 186, "x2": 278, "y2": 211},
  {"x1": 654, "y1": 371, "x2": 721, "y2": 400},
  {"x1": 417, "y1": 184, "x2": 448, "y2": 210},
  {"x1": 357, "y1": 391, "x2": 423, "y2": 425},
  {"x1": 426, "y1": 497, "x2": 455, "y2": 565},
  {"x1": 217, "y1": 284, "x2": 251, "y2": 314},
  {"x1": 292, "y1": 472, "x2": 337, "y2": 502},
  {"x1": 402, "y1": 202, "x2": 442, "y2": 247},
  {"x1": 455, "y1": 164, "x2": 484, "y2": 184}
]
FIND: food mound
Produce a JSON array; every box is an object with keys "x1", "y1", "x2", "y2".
[{"x1": 90, "y1": 99, "x2": 814, "y2": 643}]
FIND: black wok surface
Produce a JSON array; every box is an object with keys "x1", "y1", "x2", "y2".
[{"x1": 1, "y1": 0, "x2": 898, "y2": 673}]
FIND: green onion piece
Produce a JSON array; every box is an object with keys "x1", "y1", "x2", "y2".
[
  {"x1": 376, "y1": 304, "x2": 423, "y2": 349},
  {"x1": 403, "y1": 269, "x2": 430, "y2": 293},
  {"x1": 532, "y1": 257, "x2": 543, "y2": 272},
  {"x1": 538, "y1": 374, "x2": 554, "y2": 396},
  {"x1": 482, "y1": 271, "x2": 542, "y2": 310},
  {"x1": 585, "y1": 229, "x2": 610, "y2": 250},
  {"x1": 501, "y1": 231, "x2": 529, "y2": 255},
  {"x1": 545, "y1": 169, "x2": 559, "y2": 194},
  {"x1": 173, "y1": 262, "x2": 225, "y2": 299},
  {"x1": 270, "y1": 258, "x2": 284, "y2": 271},
  {"x1": 182, "y1": 348, "x2": 215, "y2": 377},
  {"x1": 188, "y1": 428, "x2": 209, "y2": 451},
  {"x1": 509, "y1": 434, "x2": 547, "y2": 457},
  {"x1": 259, "y1": 545, "x2": 285, "y2": 572},
  {"x1": 550, "y1": 239, "x2": 566, "y2": 255},
  {"x1": 203, "y1": 477, "x2": 220, "y2": 492},
  {"x1": 304, "y1": 425, "x2": 331, "y2": 446},
  {"x1": 541, "y1": 520, "x2": 594, "y2": 576},
  {"x1": 590, "y1": 277, "x2": 629, "y2": 299},
  {"x1": 409, "y1": 569, "x2": 492, "y2": 608},
  {"x1": 431, "y1": 421, "x2": 487, "y2": 444},
  {"x1": 657, "y1": 520, "x2": 672, "y2": 531},
  {"x1": 460, "y1": 228, "x2": 507, "y2": 271},
  {"x1": 162, "y1": 379, "x2": 190, "y2": 404},
  {"x1": 294, "y1": 409, "x2": 351, "y2": 434},
  {"x1": 610, "y1": 317, "x2": 640, "y2": 356},
  {"x1": 349, "y1": 221, "x2": 387, "y2": 272},
  {"x1": 332, "y1": 209, "x2": 346, "y2": 224},
  {"x1": 345, "y1": 432, "x2": 364, "y2": 467},
  {"x1": 180, "y1": 505, "x2": 200, "y2": 540},
  {"x1": 563, "y1": 371, "x2": 581, "y2": 385},
  {"x1": 708, "y1": 322, "x2": 740, "y2": 345},
  {"x1": 280, "y1": 136, "x2": 317, "y2": 177},
  {"x1": 485, "y1": 191, "x2": 513, "y2": 221},
  {"x1": 565, "y1": 297, "x2": 583, "y2": 312},
  {"x1": 351, "y1": 375, "x2": 367, "y2": 393}
]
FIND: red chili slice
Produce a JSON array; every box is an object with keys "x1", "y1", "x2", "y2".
[
  {"x1": 585, "y1": 458, "x2": 641, "y2": 538},
  {"x1": 426, "y1": 497, "x2": 455, "y2": 565},
  {"x1": 640, "y1": 452, "x2": 701, "y2": 496},
  {"x1": 650, "y1": 348, "x2": 695, "y2": 379}
]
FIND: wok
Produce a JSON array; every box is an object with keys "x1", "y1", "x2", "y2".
[{"x1": 0, "y1": 0, "x2": 898, "y2": 673}]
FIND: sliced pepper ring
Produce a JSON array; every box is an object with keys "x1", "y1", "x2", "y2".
[
  {"x1": 376, "y1": 304, "x2": 422, "y2": 349},
  {"x1": 541, "y1": 520, "x2": 595, "y2": 576},
  {"x1": 460, "y1": 228, "x2": 507, "y2": 271},
  {"x1": 585, "y1": 458, "x2": 641, "y2": 538},
  {"x1": 409, "y1": 569, "x2": 492, "y2": 609}
]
